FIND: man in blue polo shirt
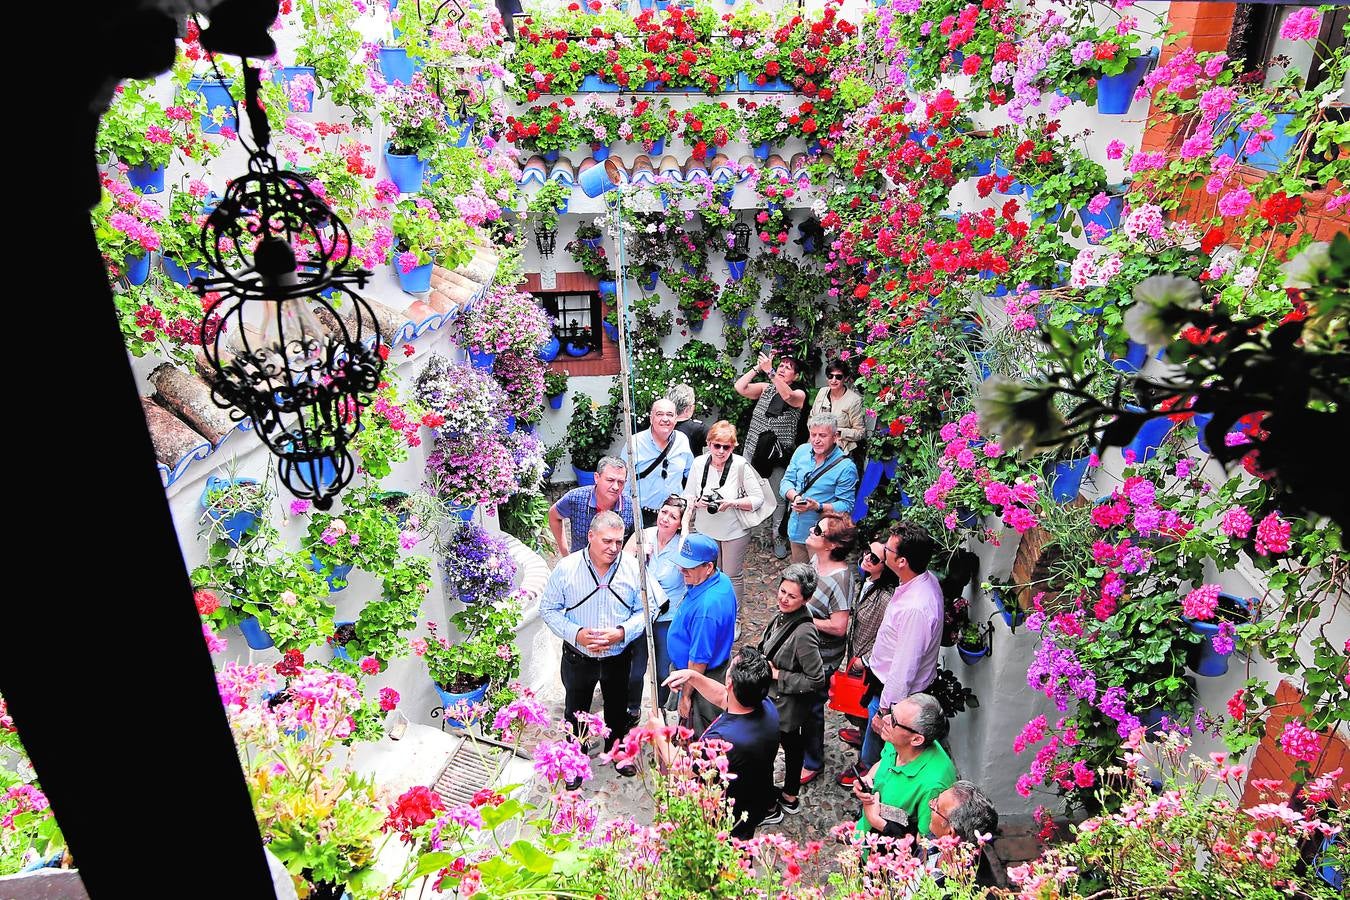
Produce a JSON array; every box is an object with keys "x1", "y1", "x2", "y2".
[
  {"x1": 547, "y1": 455, "x2": 636, "y2": 555},
  {"x1": 664, "y1": 534, "x2": 738, "y2": 736}
]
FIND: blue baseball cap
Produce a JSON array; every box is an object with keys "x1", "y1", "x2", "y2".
[{"x1": 675, "y1": 534, "x2": 720, "y2": 569}]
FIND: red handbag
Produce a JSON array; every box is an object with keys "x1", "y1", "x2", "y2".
[{"x1": 827, "y1": 656, "x2": 869, "y2": 718}]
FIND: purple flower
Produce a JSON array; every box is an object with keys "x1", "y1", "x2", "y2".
[
  {"x1": 398, "y1": 531, "x2": 421, "y2": 550},
  {"x1": 290, "y1": 499, "x2": 311, "y2": 516},
  {"x1": 1280, "y1": 7, "x2": 1321, "y2": 42},
  {"x1": 1218, "y1": 188, "x2": 1252, "y2": 218},
  {"x1": 1211, "y1": 620, "x2": 1236, "y2": 656}
]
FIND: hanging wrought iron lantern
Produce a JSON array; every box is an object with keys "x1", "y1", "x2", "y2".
[
  {"x1": 535, "y1": 225, "x2": 557, "y2": 257},
  {"x1": 192, "y1": 67, "x2": 383, "y2": 509},
  {"x1": 729, "y1": 221, "x2": 751, "y2": 259}
]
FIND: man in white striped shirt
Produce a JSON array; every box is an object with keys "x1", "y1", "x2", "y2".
[{"x1": 539, "y1": 511, "x2": 666, "y2": 777}]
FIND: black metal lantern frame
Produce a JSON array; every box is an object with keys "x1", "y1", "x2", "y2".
[
  {"x1": 728, "y1": 221, "x2": 751, "y2": 260},
  {"x1": 191, "y1": 67, "x2": 384, "y2": 509},
  {"x1": 535, "y1": 224, "x2": 558, "y2": 257}
]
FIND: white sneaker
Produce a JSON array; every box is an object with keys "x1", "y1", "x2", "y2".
[{"x1": 759, "y1": 804, "x2": 785, "y2": 826}]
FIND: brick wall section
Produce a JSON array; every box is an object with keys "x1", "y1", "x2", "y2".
[
  {"x1": 1139, "y1": 3, "x2": 1349, "y2": 256},
  {"x1": 1239, "y1": 680, "x2": 1350, "y2": 807}
]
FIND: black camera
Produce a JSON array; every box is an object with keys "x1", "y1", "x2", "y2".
[{"x1": 702, "y1": 490, "x2": 723, "y2": 514}]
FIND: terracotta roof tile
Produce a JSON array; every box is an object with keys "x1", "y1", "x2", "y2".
[
  {"x1": 149, "y1": 363, "x2": 235, "y2": 444},
  {"x1": 141, "y1": 397, "x2": 208, "y2": 466}
]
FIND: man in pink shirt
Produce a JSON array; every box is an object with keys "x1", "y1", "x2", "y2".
[{"x1": 857, "y1": 522, "x2": 944, "y2": 773}]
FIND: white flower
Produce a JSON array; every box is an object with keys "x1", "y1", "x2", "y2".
[{"x1": 1125, "y1": 275, "x2": 1202, "y2": 347}]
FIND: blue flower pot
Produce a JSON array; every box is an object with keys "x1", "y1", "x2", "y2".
[
  {"x1": 238, "y1": 616, "x2": 274, "y2": 651},
  {"x1": 726, "y1": 257, "x2": 747, "y2": 282},
  {"x1": 752, "y1": 141, "x2": 772, "y2": 162},
  {"x1": 639, "y1": 269, "x2": 659, "y2": 291},
  {"x1": 395, "y1": 256, "x2": 434, "y2": 293},
  {"x1": 565, "y1": 341, "x2": 591, "y2": 358},
  {"x1": 581, "y1": 75, "x2": 620, "y2": 93},
  {"x1": 641, "y1": 80, "x2": 664, "y2": 92},
  {"x1": 1192, "y1": 412, "x2": 1214, "y2": 453},
  {"x1": 1022, "y1": 184, "x2": 1063, "y2": 222},
  {"x1": 1185, "y1": 594, "x2": 1251, "y2": 677},
  {"x1": 468, "y1": 349, "x2": 497, "y2": 370},
  {"x1": 992, "y1": 160, "x2": 1022, "y2": 194},
  {"x1": 185, "y1": 77, "x2": 237, "y2": 134},
  {"x1": 733, "y1": 309, "x2": 749, "y2": 328},
  {"x1": 591, "y1": 143, "x2": 610, "y2": 161},
  {"x1": 598, "y1": 278, "x2": 617, "y2": 296},
  {"x1": 957, "y1": 644, "x2": 988, "y2": 665},
  {"x1": 123, "y1": 253, "x2": 151, "y2": 286},
  {"x1": 1049, "y1": 456, "x2": 1090, "y2": 504},
  {"x1": 689, "y1": 318, "x2": 704, "y2": 332},
  {"x1": 881, "y1": 457, "x2": 899, "y2": 479},
  {"x1": 445, "y1": 116, "x2": 476, "y2": 149},
  {"x1": 972, "y1": 350, "x2": 992, "y2": 381},
  {"x1": 580, "y1": 158, "x2": 622, "y2": 197},
  {"x1": 445, "y1": 504, "x2": 475, "y2": 523},
  {"x1": 537, "y1": 333, "x2": 561, "y2": 362},
  {"x1": 378, "y1": 47, "x2": 423, "y2": 85},
  {"x1": 274, "y1": 65, "x2": 316, "y2": 112},
  {"x1": 505, "y1": 415, "x2": 517, "y2": 434},
  {"x1": 1122, "y1": 403, "x2": 1176, "y2": 464},
  {"x1": 201, "y1": 476, "x2": 263, "y2": 547},
  {"x1": 1097, "y1": 54, "x2": 1151, "y2": 115},
  {"x1": 542, "y1": 149, "x2": 560, "y2": 163},
  {"x1": 737, "y1": 73, "x2": 790, "y2": 92},
  {"x1": 1239, "y1": 112, "x2": 1299, "y2": 172},
  {"x1": 331, "y1": 620, "x2": 356, "y2": 662},
  {"x1": 581, "y1": 236, "x2": 603, "y2": 251},
  {"x1": 127, "y1": 162, "x2": 166, "y2": 194},
  {"x1": 573, "y1": 466, "x2": 596, "y2": 486},
  {"x1": 1108, "y1": 339, "x2": 1150, "y2": 374},
  {"x1": 282, "y1": 452, "x2": 339, "y2": 500},
  {"x1": 646, "y1": 136, "x2": 665, "y2": 155},
  {"x1": 309, "y1": 554, "x2": 355, "y2": 592},
  {"x1": 1079, "y1": 194, "x2": 1125, "y2": 244},
  {"x1": 162, "y1": 256, "x2": 212, "y2": 286},
  {"x1": 434, "y1": 680, "x2": 489, "y2": 727},
  {"x1": 602, "y1": 320, "x2": 619, "y2": 342},
  {"x1": 991, "y1": 589, "x2": 1025, "y2": 627},
  {"x1": 548, "y1": 392, "x2": 565, "y2": 410},
  {"x1": 957, "y1": 507, "x2": 981, "y2": 529},
  {"x1": 385, "y1": 145, "x2": 428, "y2": 194}
]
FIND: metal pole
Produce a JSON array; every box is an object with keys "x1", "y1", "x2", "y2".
[{"x1": 608, "y1": 187, "x2": 665, "y2": 751}]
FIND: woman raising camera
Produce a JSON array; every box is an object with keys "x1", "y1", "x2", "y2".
[{"x1": 682, "y1": 420, "x2": 764, "y2": 604}]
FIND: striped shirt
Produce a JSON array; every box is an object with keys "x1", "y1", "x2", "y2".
[
  {"x1": 624, "y1": 429, "x2": 693, "y2": 512},
  {"x1": 743, "y1": 385, "x2": 804, "y2": 467},
  {"x1": 539, "y1": 549, "x2": 665, "y2": 659},
  {"x1": 553, "y1": 486, "x2": 635, "y2": 553}
]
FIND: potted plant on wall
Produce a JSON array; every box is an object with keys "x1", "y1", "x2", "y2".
[
  {"x1": 381, "y1": 77, "x2": 447, "y2": 193},
  {"x1": 302, "y1": 486, "x2": 407, "y2": 593},
  {"x1": 413, "y1": 353, "x2": 507, "y2": 439},
  {"x1": 329, "y1": 557, "x2": 432, "y2": 672},
  {"x1": 440, "y1": 523, "x2": 518, "y2": 607},
  {"x1": 956, "y1": 619, "x2": 990, "y2": 665},
  {"x1": 528, "y1": 180, "x2": 572, "y2": 231},
  {"x1": 617, "y1": 95, "x2": 677, "y2": 155},
  {"x1": 193, "y1": 547, "x2": 335, "y2": 652},
  {"x1": 200, "y1": 474, "x2": 269, "y2": 548},
  {"x1": 565, "y1": 394, "x2": 617, "y2": 484},
  {"x1": 420, "y1": 599, "x2": 522, "y2": 723},
  {"x1": 424, "y1": 431, "x2": 520, "y2": 518},
  {"x1": 545, "y1": 368, "x2": 570, "y2": 410}
]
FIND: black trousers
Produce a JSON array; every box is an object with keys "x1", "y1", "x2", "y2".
[
  {"x1": 561, "y1": 641, "x2": 635, "y2": 752},
  {"x1": 780, "y1": 724, "x2": 807, "y2": 797}
]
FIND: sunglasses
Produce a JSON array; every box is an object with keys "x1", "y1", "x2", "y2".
[
  {"x1": 810, "y1": 524, "x2": 825, "y2": 537},
  {"x1": 710, "y1": 442, "x2": 734, "y2": 451},
  {"x1": 664, "y1": 494, "x2": 688, "y2": 509},
  {"x1": 864, "y1": 550, "x2": 882, "y2": 565},
  {"x1": 826, "y1": 372, "x2": 846, "y2": 381}
]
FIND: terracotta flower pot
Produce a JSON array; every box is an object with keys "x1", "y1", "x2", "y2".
[
  {"x1": 683, "y1": 156, "x2": 709, "y2": 181},
  {"x1": 764, "y1": 154, "x2": 790, "y2": 176},
  {"x1": 709, "y1": 153, "x2": 734, "y2": 179},
  {"x1": 736, "y1": 155, "x2": 758, "y2": 179},
  {"x1": 789, "y1": 152, "x2": 811, "y2": 177}
]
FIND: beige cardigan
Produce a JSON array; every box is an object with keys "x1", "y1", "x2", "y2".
[{"x1": 810, "y1": 387, "x2": 866, "y2": 453}]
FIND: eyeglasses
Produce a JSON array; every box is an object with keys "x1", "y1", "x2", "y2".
[
  {"x1": 881, "y1": 712, "x2": 921, "y2": 737},
  {"x1": 710, "y1": 442, "x2": 734, "y2": 451},
  {"x1": 664, "y1": 494, "x2": 688, "y2": 509},
  {"x1": 928, "y1": 796, "x2": 949, "y2": 824},
  {"x1": 864, "y1": 550, "x2": 882, "y2": 565},
  {"x1": 826, "y1": 372, "x2": 845, "y2": 381}
]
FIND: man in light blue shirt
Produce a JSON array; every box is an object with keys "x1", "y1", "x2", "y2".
[
  {"x1": 780, "y1": 413, "x2": 858, "y2": 563},
  {"x1": 624, "y1": 398, "x2": 694, "y2": 528},
  {"x1": 539, "y1": 511, "x2": 666, "y2": 779}
]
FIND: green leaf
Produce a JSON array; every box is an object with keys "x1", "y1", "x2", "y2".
[{"x1": 508, "y1": 839, "x2": 556, "y2": 874}]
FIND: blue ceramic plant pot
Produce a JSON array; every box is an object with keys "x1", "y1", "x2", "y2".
[
  {"x1": 1048, "y1": 456, "x2": 1090, "y2": 504},
  {"x1": 1122, "y1": 404, "x2": 1176, "y2": 464},
  {"x1": 185, "y1": 77, "x2": 237, "y2": 134},
  {"x1": 958, "y1": 644, "x2": 988, "y2": 665},
  {"x1": 1096, "y1": 54, "x2": 1151, "y2": 115},
  {"x1": 239, "y1": 616, "x2": 274, "y2": 651},
  {"x1": 385, "y1": 145, "x2": 428, "y2": 194},
  {"x1": 468, "y1": 349, "x2": 497, "y2": 370},
  {"x1": 201, "y1": 476, "x2": 263, "y2": 547},
  {"x1": 127, "y1": 162, "x2": 166, "y2": 194},
  {"x1": 274, "y1": 65, "x2": 317, "y2": 112},
  {"x1": 548, "y1": 393, "x2": 565, "y2": 410},
  {"x1": 726, "y1": 257, "x2": 747, "y2": 282},
  {"x1": 377, "y1": 47, "x2": 422, "y2": 85},
  {"x1": 123, "y1": 253, "x2": 152, "y2": 286},
  {"x1": 434, "y1": 680, "x2": 489, "y2": 727},
  {"x1": 395, "y1": 257, "x2": 434, "y2": 293},
  {"x1": 162, "y1": 256, "x2": 212, "y2": 286},
  {"x1": 331, "y1": 620, "x2": 356, "y2": 662},
  {"x1": 537, "y1": 334, "x2": 561, "y2": 362},
  {"x1": 309, "y1": 554, "x2": 355, "y2": 592},
  {"x1": 1185, "y1": 594, "x2": 1251, "y2": 677}
]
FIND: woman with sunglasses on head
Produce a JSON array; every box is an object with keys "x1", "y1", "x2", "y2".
[
  {"x1": 811, "y1": 357, "x2": 866, "y2": 469},
  {"x1": 623, "y1": 493, "x2": 690, "y2": 716},
  {"x1": 681, "y1": 421, "x2": 764, "y2": 605},
  {"x1": 836, "y1": 534, "x2": 900, "y2": 787},
  {"x1": 798, "y1": 511, "x2": 857, "y2": 787},
  {"x1": 757, "y1": 563, "x2": 827, "y2": 818}
]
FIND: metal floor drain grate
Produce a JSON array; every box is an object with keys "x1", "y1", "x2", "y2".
[{"x1": 431, "y1": 740, "x2": 511, "y2": 808}]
